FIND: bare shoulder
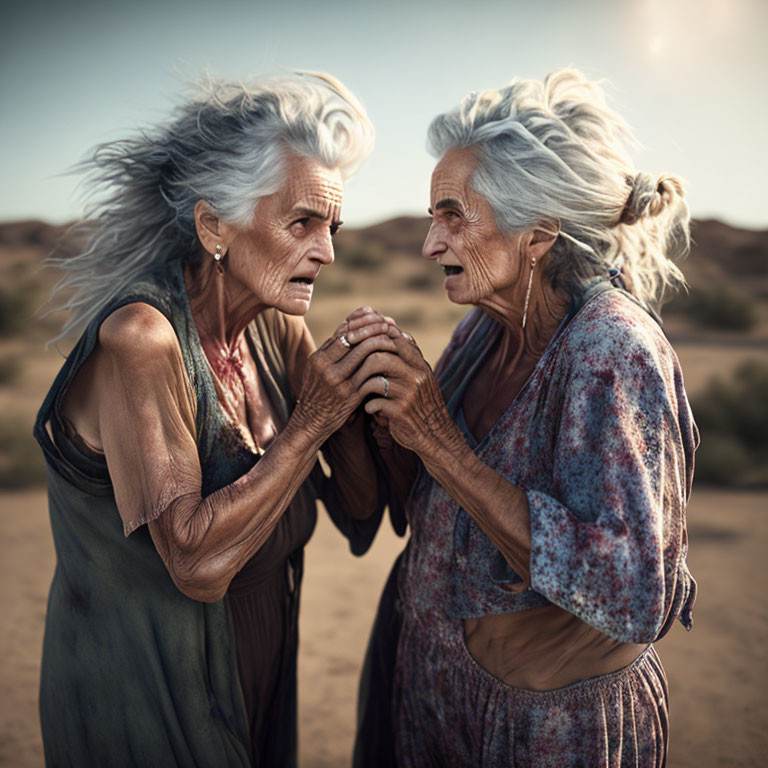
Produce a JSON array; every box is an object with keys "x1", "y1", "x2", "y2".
[
  {"x1": 98, "y1": 302, "x2": 179, "y2": 362},
  {"x1": 62, "y1": 305, "x2": 186, "y2": 450}
]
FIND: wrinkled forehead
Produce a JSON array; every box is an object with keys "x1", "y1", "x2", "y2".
[
  {"x1": 430, "y1": 147, "x2": 479, "y2": 203},
  {"x1": 279, "y1": 154, "x2": 344, "y2": 211}
]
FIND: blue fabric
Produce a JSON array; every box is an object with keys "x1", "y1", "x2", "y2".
[{"x1": 427, "y1": 287, "x2": 697, "y2": 640}]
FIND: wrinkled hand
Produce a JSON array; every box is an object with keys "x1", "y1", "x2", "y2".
[
  {"x1": 342, "y1": 307, "x2": 398, "y2": 443},
  {"x1": 344, "y1": 306, "x2": 397, "y2": 344},
  {"x1": 355, "y1": 327, "x2": 462, "y2": 458},
  {"x1": 294, "y1": 313, "x2": 399, "y2": 441}
]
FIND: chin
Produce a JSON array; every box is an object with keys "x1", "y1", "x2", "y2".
[
  {"x1": 444, "y1": 278, "x2": 474, "y2": 306},
  {"x1": 275, "y1": 283, "x2": 314, "y2": 316},
  {"x1": 278, "y1": 298, "x2": 311, "y2": 316}
]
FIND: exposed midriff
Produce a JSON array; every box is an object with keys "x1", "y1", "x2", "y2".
[{"x1": 463, "y1": 604, "x2": 647, "y2": 691}]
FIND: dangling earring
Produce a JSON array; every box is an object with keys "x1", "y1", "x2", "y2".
[
  {"x1": 213, "y1": 244, "x2": 225, "y2": 276},
  {"x1": 521, "y1": 256, "x2": 536, "y2": 329}
]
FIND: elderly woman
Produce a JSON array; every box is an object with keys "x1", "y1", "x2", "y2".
[
  {"x1": 353, "y1": 68, "x2": 698, "y2": 767},
  {"x1": 34, "y1": 72, "x2": 394, "y2": 767}
]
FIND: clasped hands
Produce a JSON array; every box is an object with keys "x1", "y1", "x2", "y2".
[{"x1": 298, "y1": 306, "x2": 455, "y2": 456}]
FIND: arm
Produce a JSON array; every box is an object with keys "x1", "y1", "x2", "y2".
[
  {"x1": 279, "y1": 309, "x2": 394, "y2": 522},
  {"x1": 357, "y1": 332, "x2": 531, "y2": 579},
  {"x1": 346, "y1": 309, "x2": 422, "y2": 534},
  {"x1": 96, "y1": 303, "x2": 399, "y2": 602},
  {"x1": 524, "y1": 332, "x2": 697, "y2": 641},
  {"x1": 358, "y1": 325, "x2": 696, "y2": 641}
]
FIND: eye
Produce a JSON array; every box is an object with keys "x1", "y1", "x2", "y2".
[
  {"x1": 444, "y1": 210, "x2": 460, "y2": 219},
  {"x1": 290, "y1": 217, "x2": 309, "y2": 235},
  {"x1": 330, "y1": 221, "x2": 343, "y2": 237}
]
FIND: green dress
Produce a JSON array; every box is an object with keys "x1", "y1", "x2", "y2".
[{"x1": 34, "y1": 265, "x2": 382, "y2": 767}]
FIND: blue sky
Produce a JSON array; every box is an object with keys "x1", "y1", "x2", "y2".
[{"x1": 1, "y1": 0, "x2": 766, "y2": 229}]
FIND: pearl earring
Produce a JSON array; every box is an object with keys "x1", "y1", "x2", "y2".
[
  {"x1": 521, "y1": 256, "x2": 536, "y2": 330},
  {"x1": 214, "y1": 244, "x2": 224, "y2": 262}
]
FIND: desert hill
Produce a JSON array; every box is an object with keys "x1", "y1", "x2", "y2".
[{"x1": 2, "y1": 215, "x2": 766, "y2": 308}]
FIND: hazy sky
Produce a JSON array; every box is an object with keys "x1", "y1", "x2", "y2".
[{"x1": 1, "y1": 0, "x2": 766, "y2": 229}]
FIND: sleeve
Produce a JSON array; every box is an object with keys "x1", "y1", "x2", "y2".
[
  {"x1": 312, "y1": 433, "x2": 390, "y2": 556},
  {"x1": 96, "y1": 305, "x2": 201, "y2": 537},
  {"x1": 273, "y1": 311, "x2": 311, "y2": 402},
  {"x1": 526, "y1": 324, "x2": 697, "y2": 643}
]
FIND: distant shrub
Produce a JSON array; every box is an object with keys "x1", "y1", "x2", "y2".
[
  {"x1": 394, "y1": 307, "x2": 426, "y2": 329},
  {"x1": 0, "y1": 285, "x2": 35, "y2": 337},
  {"x1": 670, "y1": 287, "x2": 758, "y2": 331},
  {"x1": 0, "y1": 356, "x2": 23, "y2": 385},
  {"x1": 693, "y1": 433, "x2": 752, "y2": 486},
  {"x1": 401, "y1": 271, "x2": 443, "y2": 292},
  {"x1": 316, "y1": 275, "x2": 353, "y2": 295},
  {"x1": 335, "y1": 241, "x2": 386, "y2": 271},
  {"x1": 0, "y1": 417, "x2": 47, "y2": 489},
  {"x1": 691, "y1": 360, "x2": 768, "y2": 486}
]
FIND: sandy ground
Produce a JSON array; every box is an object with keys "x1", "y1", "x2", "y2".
[{"x1": 0, "y1": 487, "x2": 766, "y2": 768}]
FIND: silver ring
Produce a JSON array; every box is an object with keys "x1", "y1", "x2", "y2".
[
  {"x1": 381, "y1": 376, "x2": 389, "y2": 398},
  {"x1": 338, "y1": 334, "x2": 351, "y2": 348}
]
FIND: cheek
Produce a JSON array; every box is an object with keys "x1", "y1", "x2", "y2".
[
  {"x1": 461, "y1": 234, "x2": 498, "y2": 289},
  {"x1": 240, "y1": 231, "x2": 294, "y2": 280}
]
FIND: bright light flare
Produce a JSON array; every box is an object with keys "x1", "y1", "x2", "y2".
[{"x1": 634, "y1": 0, "x2": 749, "y2": 73}]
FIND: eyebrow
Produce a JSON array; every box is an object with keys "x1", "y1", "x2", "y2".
[
  {"x1": 428, "y1": 198, "x2": 465, "y2": 216},
  {"x1": 291, "y1": 206, "x2": 330, "y2": 220},
  {"x1": 290, "y1": 206, "x2": 343, "y2": 231}
]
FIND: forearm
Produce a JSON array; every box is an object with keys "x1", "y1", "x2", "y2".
[
  {"x1": 152, "y1": 404, "x2": 327, "y2": 599},
  {"x1": 419, "y1": 422, "x2": 532, "y2": 579},
  {"x1": 355, "y1": 329, "x2": 531, "y2": 568}
]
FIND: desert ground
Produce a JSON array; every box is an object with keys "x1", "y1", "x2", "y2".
[{"x1": 0, "y1": 218, "x2": 766, "y2": 766}]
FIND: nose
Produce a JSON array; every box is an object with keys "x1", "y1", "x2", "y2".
[
  {"x1": 313, "y1": 230, "x2": 335, "y2": 266},
  {"x1": 422, "y1": 221, "x2": 446, "y2": 261}
]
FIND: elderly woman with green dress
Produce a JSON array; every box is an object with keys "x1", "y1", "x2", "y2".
[{"x1": 35, "y1": 72, "x2": 392, "y2": 767}]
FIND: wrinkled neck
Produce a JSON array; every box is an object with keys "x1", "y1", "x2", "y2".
[
  {"x1": 184, "y1": 258, "x2": 265, "y2": 356},
  {"x1": 478, "y1": 271, "x2": 570, "y2": 363}
]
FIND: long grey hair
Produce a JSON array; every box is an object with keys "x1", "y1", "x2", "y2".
[
  {"x1": 48, "y1": 71, "x2": 374, "y2": 339},
  {"x1": 427, "y1": 67, "x2": 690, "y2": 310}
]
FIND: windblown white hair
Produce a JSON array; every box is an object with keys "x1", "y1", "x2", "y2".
[
  {"x1": 427, "y1": 67, "x2": 690, "y2": 310},
  {"x1": 48, "y1": 71, "x2": 374, "y2": 339}
]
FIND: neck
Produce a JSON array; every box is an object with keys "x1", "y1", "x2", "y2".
[
  {"x1": 184, "y1": 256, "x2": 265, "y2": 356},
  {"x1": 478, "y1": 269, "x2": 571, "y2": 363}
]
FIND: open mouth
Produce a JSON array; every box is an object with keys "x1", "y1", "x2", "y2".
[
  {"x1": 442, "y1": 266, "x2": 463, "y2": 276},
  {"x1": 290, "y1": 277, "x2": 315, "y2": 284}
]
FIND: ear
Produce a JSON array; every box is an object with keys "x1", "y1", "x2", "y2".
[
  {"x1": 194, "y1": 200, "x2": 226, "y2": 256},
  {"x1": 525, "y1": 225, "x2": 558, "y2": 262}
]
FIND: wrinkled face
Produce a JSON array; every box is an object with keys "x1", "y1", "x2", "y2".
[
  {"x1": 225, "y1": 153, "x2": 343, "y2": 315},
  {"x1": 423, "y1": 147, "x2": 528, "y2": 307}
]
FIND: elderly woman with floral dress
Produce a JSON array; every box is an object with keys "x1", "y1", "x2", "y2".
[{"x1": 353, "y1": 68, "x2": 697, "y2": 767}]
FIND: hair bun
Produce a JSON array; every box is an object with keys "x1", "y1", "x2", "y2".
[{"x1": 619, "y1": 172, "x2": 683, "y2": 225}]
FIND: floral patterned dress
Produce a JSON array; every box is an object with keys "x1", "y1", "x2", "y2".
[{"x1": 362, "y1": 283, "x2": 698, "y2": 768}]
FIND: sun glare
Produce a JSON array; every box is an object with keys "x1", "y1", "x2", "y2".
[{"x1": 636, "y1": 0, "x2": 747, "y2": 72}]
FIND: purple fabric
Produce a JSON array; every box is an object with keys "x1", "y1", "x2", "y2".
[
  {"x1": 395, "y1": 616, "x2": 669, "y2": 767},
  {"x1": 428, "y1": 287, "x2": 697, "y2": 641},
  {"x1": 392, "y1": 286, "x2": 697, "y2": 765}
]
